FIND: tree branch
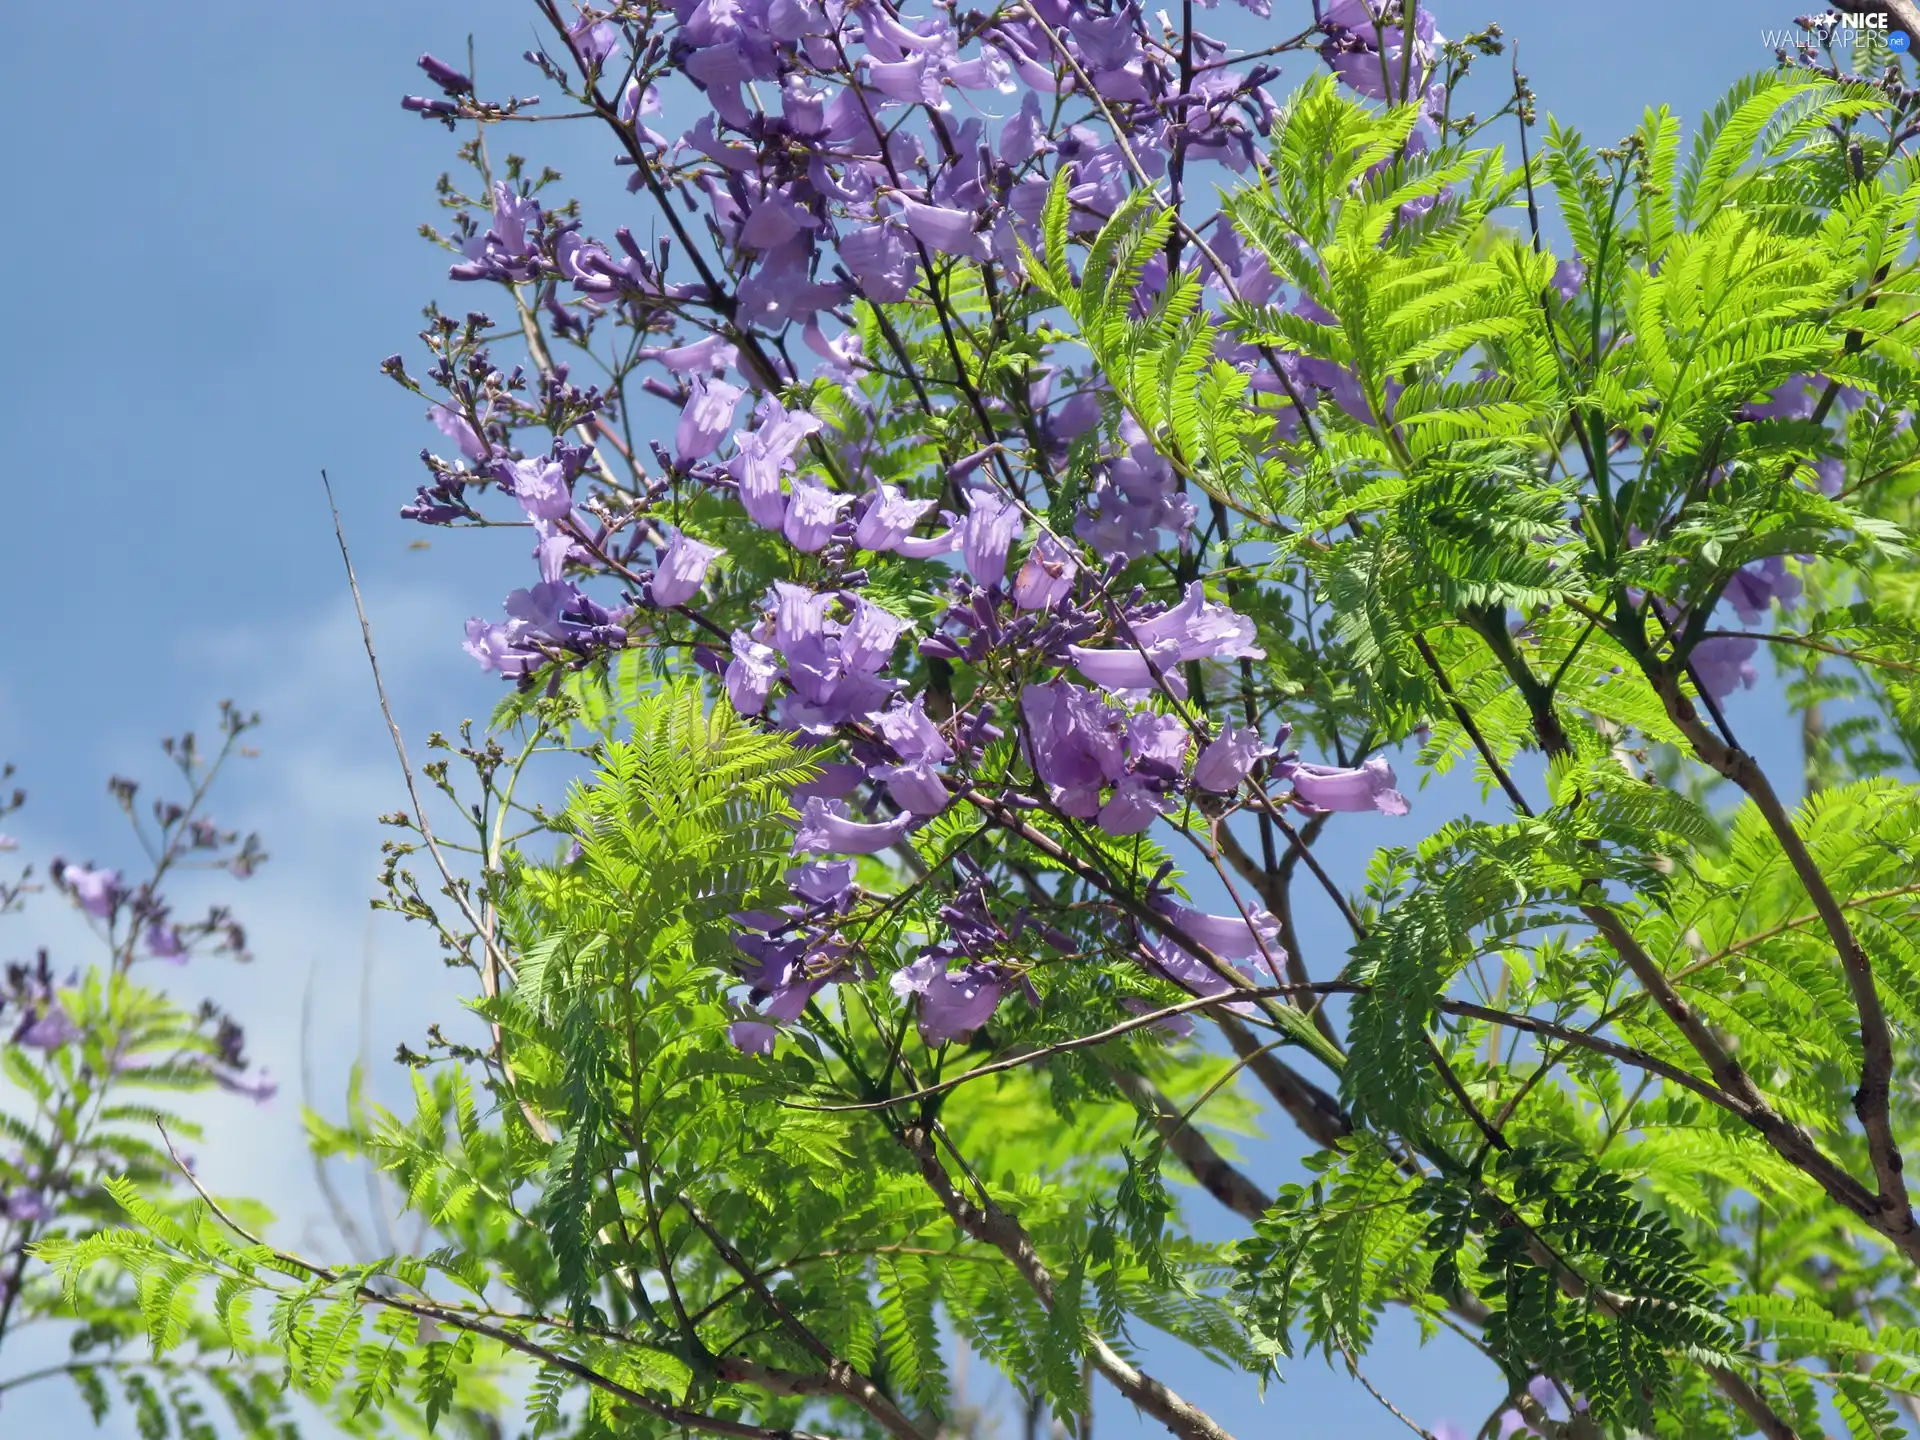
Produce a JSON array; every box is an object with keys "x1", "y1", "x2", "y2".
[{"x1": 895, "y1": 1122, "x2": 1240, "y2": 1440}]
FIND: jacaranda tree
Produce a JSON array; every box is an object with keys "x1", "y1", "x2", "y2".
[{"x1": 34, "y1": 1, "x2": 1920, "y2": 1437}]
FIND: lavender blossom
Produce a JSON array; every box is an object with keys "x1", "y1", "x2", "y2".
[
  {"x1": 1279, "y1": 757, "x2": 1411, "y2": 816},
  {"x1": 961, "y1": 489, "x2": 1023, "y2": 586},
  {"x1": 13, "y1": 1000, "x2": 78, "y2": 1050},
  {"x1": 891, "y1": 956, "x2": 1009, "y2": 1043},
  {"x1": 1150, "y1": 894, "x2": 1283, "y2": 961},
  {"x1": 876, "y1": 696, "x2": 954, "y2": 762},
  {"x1": 464, "y1": 617, "x2": 542, "y2": 676},
  {"x1": 1099, "y1": 778, "x2": 1171, "y2": 834},
  {"x1": 649, "y1": 531, "x2": 723, "y2": 608},
  {"x1": 1138, "y1": 931, "x2": 1254, "y2": 1011},
  {"x1": 1128, "y1": 582, "x2": 1263, "y2": 662},
  {"x1": 1691, "y1": 635, "x2": 1760, "y2": 703},
  {"x1": 729, "y1": 1020, "x2": 779, "y2": 1054},
  {"x1": 1726, "y1": 556, "x2": 1801, "y2": 625},
  {"x1": 1067, "y1": 640, "x2": 1188, "y2": 699},
  {"x1": 429, "y1": 403, "x2": 487, "y2": 461},
  {"x1": 784, "y1": 475, "x2": 856, "y2": 552},
  {"x1": 1022, "y1": 681, "x2": 1128, "y2": 817},
  {"x1": 792, "y1": 797, "x2": 916, "y2": 855},
  {"x1": 675, "y1": 375, "x2": 743, "y2": 462},
  {"x1": 1192, "y1": 724, "x2": 1272, "y2": 792},
  {"x1": 899, "y1": 198, "x2": 991, "y2": 262},
  {"x1": 729, "y1": 396, "x2": 822, "y2": 531},
  {"x1": 787, "y1": 859, "x2": 856, "y2": 905},
  {"x1": 840, "y1": 222, "x2": 919, "y2": 301},
  {"x1": 726, "y1": 631, "x2": 781, "y2": 715},
  {"x1": 498, "y1": 455, "x2": 574, "y2": 522},
  {"x1": 1011, "y1": 533, "x2": 1079, "y2": 611},
  {"x1": 145, "y1": 923, "x2": 188, "y2": 963},
  {"x1": 62, "y1": 864, "x2": 122, "y2": 919},
  {"x1": 853, "y1": 484, "x2": 939, "y2": 553},
  {"x1": 870, "y1": 759, "x2": 950, "y2": 815}
]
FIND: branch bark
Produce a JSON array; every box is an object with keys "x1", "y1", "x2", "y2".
[
  {"x1": 1651, "y1": 665, "x2": 1914, "y2": 1242},
  {"x1": 895, "y1": 1123, "x2": 1240, "y2": 1440}
]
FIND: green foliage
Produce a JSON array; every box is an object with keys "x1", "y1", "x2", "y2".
[{"x1": 66, "y1": 52, "x2": 1920, "y2": 1440}]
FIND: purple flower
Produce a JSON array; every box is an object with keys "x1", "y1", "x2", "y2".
[
  {"x1": 895, "y1": 522, "x2": 961, "y2": 559},
  {"x1": 877, "y1": 696, "x2": 954, "y2": 763},
  {"x1": 729, "y1": 1020, "x2": 779, "y2": 1054},
  {"x1": 1011, "y1": 533, "x2": 1079, "y2": 611},
  {"x1": 842, "y1": 599, "x2": 911, "y2": 675},
  {"x1": 1691, "y1": 635, "x2": 1760, "y2": 703},
  {"x1": 1150, "y1": 894, "x2": 1282, "y2": 961},
  {"x1": 1120, "y1": 995, "x2": 1195, "y2": 1038},
  {"x1": 899, "y1": 198, "x2": 991, "y2": 262},
  {"x1": 1126, "y1": 712, "x2": 1190, "y2": 780},
  {"x1": 792, "y1": 762, "x2": 865, "y2": 807},
  {"x1": 417, "y1": 52, "x2": 473, "y2": 95},
  {"x1": 891, "y1": 957, "x2": 1009, "y2": 1043},
  {"x1": 787, "y1": 859, "x2": 856, "y2": 905},
  {"x1": 675, "y1": 375, "x2": 743, "y2": 462},
  {"x1": 499, "y1": 456, "x2": 574, "y2": 522},
  {"x1": 1551, "y1": 257, "x2": 1585, "y2": 301},
  {"x1": 729, "y1": 397, "x2": 822, "y2": 531},
  {"x1": 784, "y1": 475, "x2": 856, "y2": 552},
  {"x1": 647, "y1": 333, "x2": 737, "y2": 375},
  {"x1": 650, "y1": 531, "x2": 723, "y2": 608},
  {"x1": 853, "y1": 484, "x2": 939, "y2": 553},
  {"x1": 64, "y1": 865, "x2": 122, "y2": 919},
  {"x1": 1074, "y1": 425, "x2": 1195, "y2": 561},
  {"x1": 961, "y1": 489, "x2": 1023, "y2": 586},
  {"x1": 1322, "y1": 1, "x2": 1439, "y2": 101},
  {"x1": 13, "y1": 1001, "x2": 78, "y2": 1050},
  {"x1": 792, "y1": 797, "x2": 916, "y2": 855},
  {"x1": 841, "y1": 223, "x2": 920, "y2": 301},
  {"x1": 567, "y1": 15, "x2": 620, "y2": 68},
  {"x1": 452, "y1": 182, "x2": 541, "y2": 282},
  {"x1": 1097, "y1": 777, "x2": 1171, "y2": 835},
  {"x1": 2, "y1": 1190, "x2": 50, "y2": 1223},
  {"x1": 1068, "y1": 640, "x2": 1188, "y2": 699},
  {"x1": 214, "y1": 1068, "x2": 279, "y2": 1105},
  {"x1": 772, "y1": 581, "x2": 838, "y2": 652},
  {"x1": 1138, "y1": 931, "x2": 1252, "y2": 1009},
  {"x1": 1279, "y1": 757, "x2": 1410, "y2": 816},
  {"x1": 464, "y1": 617, "x2": 543, "y2": 676},
  {"x1": 1746, "y1": 374, "x2": 1820, "y2": 422},
  {"x1": 144, "y1": 923, "x2": 187, "y2": 963},
  {"x1": 1023, "y1": 681, "x2": 1129, "y2": 815},
  {"x1": 737, "y1": 237, "x2": 848, "y2": 326},
  {"x1": 429, "y1": 403, "x2": 487, "y2": 461},
  {"x1": 1726, "y1": 555, "x2": 1801, "y2": 625},
  {"x1": 726, "y1": 631, "x2": 781, "y2": 715},
  {"x1": 1129, "y1": 582, "x2": 1262, "y2": 662},
  {"x1": 871, "y1": 759, "x2": 950, "y2": 815},
  {"x1": 0, "y1": 835, "x2": 16, "y2": 852},
  {"x1": 1192, "y1": 724, "x2": 1271, "y2": 792}
]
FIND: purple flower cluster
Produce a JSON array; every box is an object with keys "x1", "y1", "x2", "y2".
[
  {"x1": 725, "y1": 582, "x2": 909, "y2": 731},
  {"x1": 394, "y1": 1, "x2": 1470, "y2": 1064}
]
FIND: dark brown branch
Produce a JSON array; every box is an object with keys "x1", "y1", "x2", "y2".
[
  {"x1": 680, "y1": 1199, "x2": 932, "y2": 1440},
  {"x1": 1650, "y1": 664, "x2": 1915, "y2": 1242},
  {"x1": 893, "y1": 1123, "x2": 1240, "y2": 1440}
]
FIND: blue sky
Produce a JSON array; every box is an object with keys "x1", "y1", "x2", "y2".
[{"x1": 0, "y1": 0, "x2": 1808, "y2": 1434}]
